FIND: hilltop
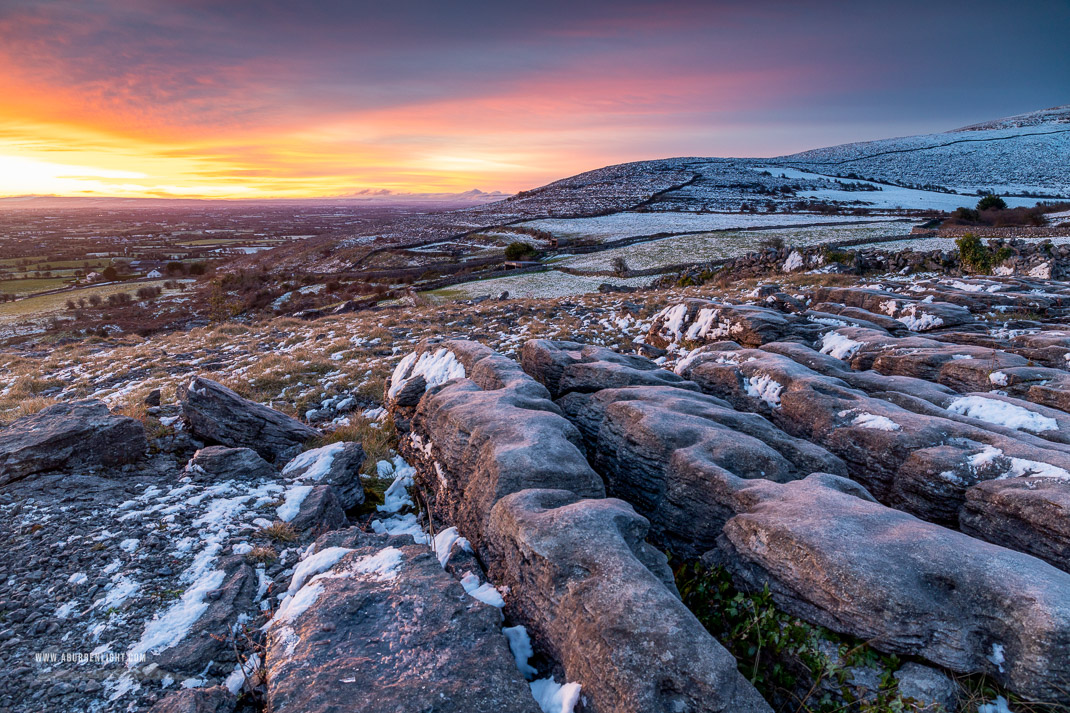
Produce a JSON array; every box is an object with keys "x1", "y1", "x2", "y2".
[{"x1": 778, "y1": 105, "x2": 1070, "y2": 197}]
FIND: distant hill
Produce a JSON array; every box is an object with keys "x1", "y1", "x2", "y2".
[{"x1": 777, "y1": 105, "x2": 1070, "y2": 196}]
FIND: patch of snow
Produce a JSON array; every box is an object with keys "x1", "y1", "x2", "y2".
[
  {"x1": 504, "y1": 624, "x2": 538, "y2": 679},
  {"x1": 987, "y1": 643, "x2": 1005, "y2": 673},
  {"x1": 224, "y1": 653, "x2": 261, "y2": 695},
  {"x1": 282, "y1": 442, "x2": 346, "y2": 481},
  {"x1": 272, "y1": 581, "x2": 325, "y2": 626},
  {"x1": 654, "y1": 304, "x2": 688, "y2": 344},
  {"x1": 782, "y1": 250, "x2": 804, "y2": 272},
  {"x1": 431, "y1": 526, "x2": 472, "y2": 568},
  {"x1": 673, "y1": 347, "x2": 705, "y2": 375},
  {"x1": 105, "y1": 674, "x2": 140, "y2": 702},
  {"x1": 371, "y1": 511, "x2": 430, "y2": 545},
  {"x1": 55, "y1": 601, "x2": 78, "y2": 619},
  {"x1": 378, "y1": 456, "x2": 416, "y2": 514},
  {"x1": 896, "y1": 306, "x2": 944, "y2": 332},
  {"x1": 388, "y1": 347, "x2": 466, "y2": 400},
  {"x1": 530, "y1": 677, "x2": 582, "y2": 713},
  {"x1": 819, "y1": 332, "x2": 864, "y2": 360},
  {"x1": 460, "y1": 571, "x2": 505, "y2": 607},
  {"x1": 744, "y1": 374, "x2": 783, "y2": 408},
  {"x1": 683, "y1": 308, "x2": 721, "y2": 342},
  {"x1": 948, "y1": 396, "x2": 1058, "y2": 432},
  {"x1": 276, "y1": 626, "x2": 301, "y2": 658},
  {"x1": 809, "y1": 316, "x2": 848, "y2": 327},
  {"x1": 1028, "y1": 262, "x2": 1052, "y2": 279},
  {"x1": 99, "y1": 575, "x2": 140, "y2": 609},
  {"x1": 969, "y1": 445, "x2": 1070, "y2": 480},
  {"x1": 978, "y1": 696, "x2": 1013, "y2": 713},
  {"x1": 287, "y1": 547, "x2": 354, "y2": 595},
  {"x1": 362, "y1": 406, "x2": 386, "y2": 421},
  {"x1": 276, "y1": 485, "x2": 314, "y2": 522},
  {"x1": 989, "y1": 371, "x2": 1009, "y2": 386},
  {"x1": 127, "y1": 569, "x2": 226, "y2": 662},
  {"x1": 344, "y1": 547, "x2": 404, "y2": 581},
  {"x1": 851, "y1": 413, "x2": 901, "y2": 431}
]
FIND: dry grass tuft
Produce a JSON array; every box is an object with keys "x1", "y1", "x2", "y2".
[
  {"x1": 1, "y1": 396, "x2": 59, "y2": 424},
  {"x1": 315, "y1": 412, "x2": 398, "y2": 476},
  {"x1": 244, "y1": 545, "x2": 278, "y2": 565},
  {"x1": 254, "y1": 521, "x2": 298, "y2": 543}
]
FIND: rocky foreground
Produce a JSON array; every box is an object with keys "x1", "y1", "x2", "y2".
[{"x1": 5, "y1": 270, "x2": 1070, "y2": 712}]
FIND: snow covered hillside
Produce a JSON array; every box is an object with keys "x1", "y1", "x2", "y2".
[{"x1": 776, "y1": 105, "x2": 1070, "y2": 197}]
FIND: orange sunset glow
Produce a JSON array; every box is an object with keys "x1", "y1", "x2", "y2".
[{"x1": 0, "y1": 1, "x2": 1065, "y2": 199}]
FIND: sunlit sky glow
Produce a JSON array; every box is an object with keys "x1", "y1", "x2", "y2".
[{"x1": 0, "y1": 0, "x2": 1066, "y2": 199}]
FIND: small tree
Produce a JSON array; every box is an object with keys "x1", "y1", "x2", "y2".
[
  {"x1": 759, "y1": 236, "x2": 786, "y2": 251},
  {"x1": 956, "y1": 233, "x2": 1003, "y2": 274},
  {"x1": 88, "y1": 294, "x2": 102, "y2": 307},
  {"x1": 504, "y1": 242, "x2": 535, "y2": 260},
  {"x1": 102, "y1": 265, "x2": 118, "y2": 281},
  {"x1": 977, "y1": 195, "x2": 1007, "y2": 211},
  {"x1": 611, "y1": 256, "x2": 630, "y2": 277}
]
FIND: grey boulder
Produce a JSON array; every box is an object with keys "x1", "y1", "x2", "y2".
[
  {"x1": 184, "y1": 446, "x2": 274, "y2": 482},
  {"x1": 396, "y1": 340, "x2": 604, "y2": 549},
  {"x1": 485, "y1": 489, "x2": 773, "y2": 713},
  {"x1": 0, "y1": 400, "x2": 145, "y2": 486},
  {"x1": 281, "y1": 441, "x2": 365, "y2": 510},
  {"x1": 520, "y1": 338, "x2": 698, "y2": 399},
  {"x1": 178, "y1": 377, "x2": 319, "y2": 462},
  {"x1": 961, "y1": 476, "x2": 1070, "y2": 573},
  {"x1": 714, "y1": 473, "x2": 1070, "y2": 702},
  {"x1": 646, "y1": 299, "x2": 822, "y2": 349},
  {"x1": 557, "y1": 384, "x2": 845, "y2": 557},
  {"x1": 265, "y1": 528, "x2": 539, "y2": 713},
  {"x1": 893, "y1": 662, "x2": 959, "y2": 712},
  {"x1": 287, "y1": 484, "x2": 347, "y2": 534},
  {"x1": 153, "y1": 556, "x2": 259, "y2": 677}
]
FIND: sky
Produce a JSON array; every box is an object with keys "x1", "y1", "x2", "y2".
[{"x1": 0, "y1": 0, "x2": 1066, "y2": 199}]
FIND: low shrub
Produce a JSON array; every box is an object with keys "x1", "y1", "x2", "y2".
[
  {"x1": 956, "y1": 234, "x2": 1011, "y2": 274},
  {"x1": 504, "y1": 242, "x2": 536, "y2": 260}
]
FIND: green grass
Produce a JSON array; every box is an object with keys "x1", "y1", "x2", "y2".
[
  {"x1": 0, "y1": 277, "x2": 73, "y2": 295},
  {"x1": 676, "y1": 561, "x2": 1051, "y2": 712},
  {"x1": 0, "y1": 279, "x2": 176, "y2": 322}
]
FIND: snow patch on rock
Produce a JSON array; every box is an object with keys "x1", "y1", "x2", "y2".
[{"x1": 948, "y1": 396, "x2": 1058, "y2": 433}]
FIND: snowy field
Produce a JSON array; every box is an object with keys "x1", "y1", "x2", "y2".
[
  {"x1": 778, "y1": 110, "x2": 1070, "y2": 196},
  {"x1": 429, "y1": 270, "x2": 656, "y2": 300},
  {"x1": 756, "y1": 167, "x2": 1044, "y2": 212},
  {"x1": 559, "y1": 220, "x2": 915, "y2": 272},
  {"x1": 843, "y1": 235, "x2": 1070, "y2": 253},
  {"x1": 519, "y1": 212, "x2": 878, "y2": 242}
]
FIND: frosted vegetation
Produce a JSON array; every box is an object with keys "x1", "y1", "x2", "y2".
[
  {"x1": 432, "y1": 271, "x2": 656, "y2": 300},
  {"x1": 756, "y1": 167, "x2": 1047, "y2": 212},
  {"x1": 779, "y1": 110, "x2": 1070, "y2": 196},
  {"x1": 521, "y1": 212, "x2": 877, "y2": 242},
  {"x1": 556, "y1": 220, "x2": 914, "y2": 273}
]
